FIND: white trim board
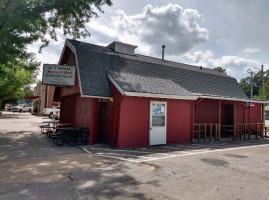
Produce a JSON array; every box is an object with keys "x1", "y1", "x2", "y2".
[
  {"x1": 199, "y1": 95, "x2": 268, "y2": 104},
  {"x1": 81, "y1": 94, "x2": 111, "y2": 99}
]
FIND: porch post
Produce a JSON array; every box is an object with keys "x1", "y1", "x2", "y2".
[
  {"x1": 218, "y1": 100, "x2": 221, "y2": 141},
  {"x1": 261, "y1": 104, "x2": 265, "y2": 138},
  {"x1": 233, "y1": 101, "x2": 237, "y2": 141}
]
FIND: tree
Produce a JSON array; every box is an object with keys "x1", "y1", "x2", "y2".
[
  {"x1": 239, "y1": 77, "x2": 251, "y2": 98},
  {"x1": 213, "y1": 67, "x2": 226, "y2": 74},
  {"x1": 0, "y1": 59, "x2": 39, "y2": 108},
  {"x1": 0, "y1": 0, "x2": 112, "y2": 64},
  {"x1": 239, "y1": 69, "x2": 269, "y2": 99}
]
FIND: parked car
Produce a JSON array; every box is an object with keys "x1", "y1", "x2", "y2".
[
  {"x1": 53, "y1": 108, "x2": 60, "y2": 119},
  {"x1": 12, "y1": 104, "x2": 32, "y2": 113},
  {"x1": 42, "y1": 107, "x2": 60, "y2": 118}
]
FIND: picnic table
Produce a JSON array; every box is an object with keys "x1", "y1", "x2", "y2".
[
  {"x1": 52, "y1": 126, "x2": 89, "y2": 146},
  {"x1": 39, "y1": 120, "x2": 60, "y2": 133},
  {"x1": 39, "y1": 122, "x2": 75, "y2": 135},
  {"x1": 54, "y1": 123, "x2": 76, "y2": 128},
  {"x1": 42, "y1": 120, "x2": 60, "y2": 125}
]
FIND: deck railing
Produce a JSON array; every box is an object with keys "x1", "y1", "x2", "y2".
[
  {"x1": 194, "y1": 123, "x2": 220, "y2": 142},
  {"x1": 235, "y1": 123, "x2": 264, "y2": 140},
  {"x1": 194, "y1": 122, "x2": 264, "y2": 142}
]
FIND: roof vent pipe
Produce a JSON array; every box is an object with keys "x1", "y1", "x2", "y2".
[{"x1": 162, "y1": 45, "x2": 165, "y2": 61}]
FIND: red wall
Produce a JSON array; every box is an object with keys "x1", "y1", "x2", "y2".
[
  {"x1": 106, "y1": 85, "x2": 193, "y2": 148},
  {"x1": 74, "y1": 95, "x2": 91, "y2": 127},
  {"x1": 195, "y1": 99, "x2": 219, "y2": 123},
  {"x1": 60, "y1": 95, "x2": 75, "y2": 122},
  {"x1": 117, "y1": 97, "x2": 193, "y2": 148},
  {"x1": 194, "y1": 99, "x2": 262, "y2": 125},
  {"x1": 118, "y1": 96, "x2": 150, "y2": 148},
  {"x1": 90, "y1": 99, "x2": 102, "y2": 144},
  {"x1": 167, "y1": 100, "x2": 193, "y2": 144},
  {"x1": 103, "y1": 85, "x2": 123, "y2": 146}
]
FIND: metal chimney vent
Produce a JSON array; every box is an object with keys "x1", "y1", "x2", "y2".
[
  {"x1": 162, "y1": 45, "x2": 165, "y2": 61},
  {"x1": 107, "y1": 41, "x2": 137, "y2": 55}
]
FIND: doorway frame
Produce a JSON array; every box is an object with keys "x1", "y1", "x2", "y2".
[{"x1": 149, "y1": 101, "x2": 167, "y2": 145}]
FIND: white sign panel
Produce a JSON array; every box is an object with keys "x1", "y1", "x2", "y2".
[{"x1": 42, "y1": 64, "x2": 76, "y2": 86}]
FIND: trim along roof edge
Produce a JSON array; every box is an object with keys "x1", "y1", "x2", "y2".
[
  {"x1": 199, "y1": 96, "x2": 269, "y2": 104},
  {"x1": 63, "y1": 40, "x2": 84, "y2": 98},
  {"x1": 81, "y1": 94, "x2": 111, "y2": 99}
]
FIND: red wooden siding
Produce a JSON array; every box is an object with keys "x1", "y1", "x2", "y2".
[
  {"x1": 60, "y1": 95, "x2": 75, "y2": 122},
  {"x1": 103, "y1": 85, "x2": 123, "y2": 146},
  {"x1": 194, "y1": 99, "x2": 218, "y2": 123},
  {"x1": 90, "y1": 99, "x2": 102, "y2": 144},
  {"x1": 103, "y1": 103, "x2": 117, "y2": 146},
  {"x1": 117, "y1": 96, "x2": 193, "y2": 148},
  {"x1": 247, "y1": 103, "x2": 262, "y2": 123},
  {"x1": 118, "y1": 96, "x2": 150, "y2": 148},
  {"x1": 194, "y1": 99, "x2": 262, "y2": 125},
  {"x1": 107, "y1": 82, "x2": 193, "y2": 148},
  {"x1": 74, "y1": 95, "x2": 91, "y2": 127},
  {"x1": 166, "y1": 100, "x2": 193, "y2": 144}
]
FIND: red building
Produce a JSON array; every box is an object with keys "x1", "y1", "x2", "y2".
[{"x1": 53, "y1": 39, "x2": 265, "y2": 148}]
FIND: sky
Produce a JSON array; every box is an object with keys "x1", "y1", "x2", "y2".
[{"x1": 27, "y1": 0, "x2": 269, "y2": 83}]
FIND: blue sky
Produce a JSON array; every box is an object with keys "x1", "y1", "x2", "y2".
[{"x1": 28, "y1": 0, "x2": 269, "y2": 81}]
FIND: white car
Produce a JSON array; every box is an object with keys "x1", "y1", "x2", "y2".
[
  {"x1": 42, "y1": 108, "x2": 55, "y2": 118},
  {"x1": 53, "y1": 109, "x2": 60, "y2": 119},
  {"x1": 12, "y1": 104, "x2": 32, "y2": 113},
  {"x1": 42, "y1": 107, "x2": 60, "y2": 118}
]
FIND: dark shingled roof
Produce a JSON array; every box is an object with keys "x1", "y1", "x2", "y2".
[{"x1": 66, "y1": 39, "x2": 248, "y2": 100}]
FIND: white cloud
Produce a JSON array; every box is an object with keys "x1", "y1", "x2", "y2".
[
  {"x1": 242, "y1": 48, "x2": 260, "y2": 55},
  {"x1": 183, "y1": 50, "x2": 262, "y2": 80},
  {"x1": 27, "y1": 3, "x2": 209, "y2": 83},
  {"x1": 86, "y1": 3, "x2": 209, "y2": 56}
]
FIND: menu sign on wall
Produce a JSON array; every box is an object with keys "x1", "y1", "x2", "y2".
[{"x1": 42, "y1": 64, "x2": 76, "y2": 86}]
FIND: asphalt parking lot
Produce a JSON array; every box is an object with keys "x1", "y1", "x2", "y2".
[
  {"x1": 83, "y1": 139, "x2": 269, "y2": 163},
  {"x1": 1, "y1": 112, "x2": 269, "y2": 200}
]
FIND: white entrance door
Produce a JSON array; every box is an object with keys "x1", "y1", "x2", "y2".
[{"x1": 150, "y1": 101, "x2": 167, "y2": 145}]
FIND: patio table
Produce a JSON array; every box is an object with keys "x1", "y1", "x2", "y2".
[{"x1": 53, "y1": 126, "x2": 88, "y2": 146}]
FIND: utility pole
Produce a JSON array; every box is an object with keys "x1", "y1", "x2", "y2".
[
  {"x1": 247, "y1": 69, "x2": 254, "y2": 99},
  {"x1": 261, "y1": 65, "x2": 264, "y2": 100},
  {"x1": 261, "y1": 65, "x2": 265, "y2": 138}
]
